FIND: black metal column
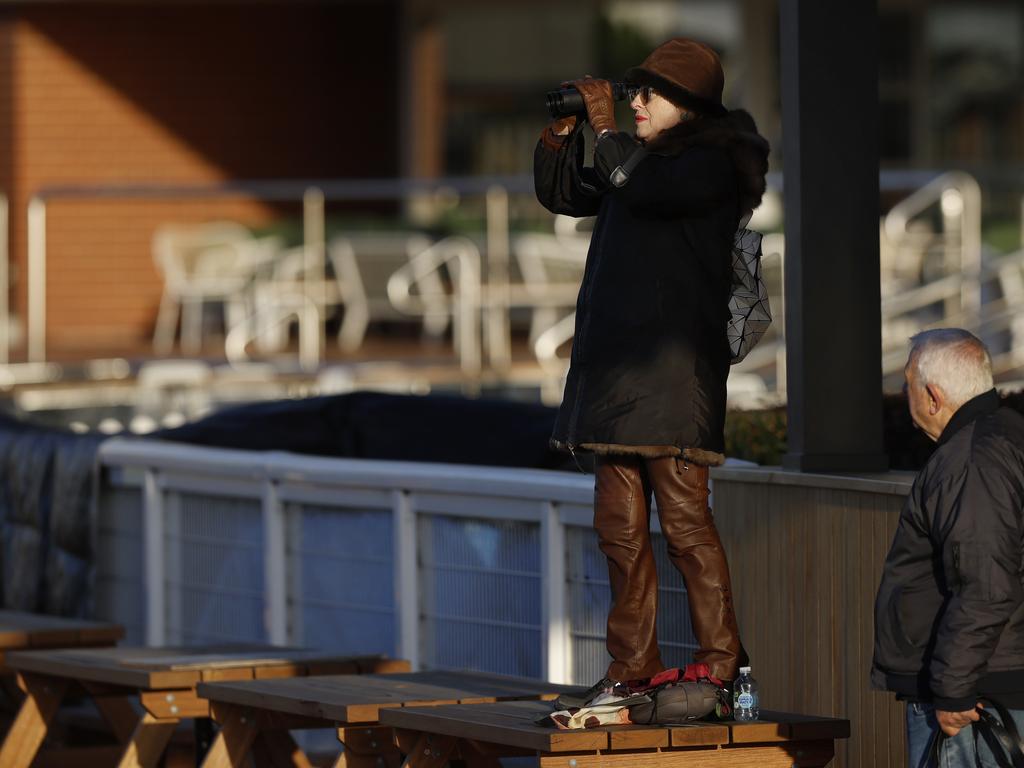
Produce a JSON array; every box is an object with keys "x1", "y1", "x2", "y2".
[{"x1": 780, "y1": 0, "x2": 887, "y2": 472}]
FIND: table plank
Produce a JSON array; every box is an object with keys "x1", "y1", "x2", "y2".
[
  {"x1": 6, "y1": 649, "x2": 201, "y2": 689},
  {"x1": 729, "y1": 711, "x2": 851, "y2": 743},
  {"x1": 606, "y1": 725, "x2": 670, "y2": 749},
  {"x1": 5, "y1": 646, "x2": 382, "y2": 690},
  {"x1": 198, "y1": 671, "x2": 587, "y2": 724},
  {"x1": 381, "y1": 701, "x2": 851, "y2": 756},
  {"x1": 376, "y1": 671, "x2": 583, "y2": 700},
  {"x1": 668, "y1": 723, "x2": 731, "y2": 747},
  {"x1": 380, "y1": 700, "x2": 611, "y2": 752},
  {"x1": 0, "y1": 611, "x2": 123, "y2": 650}
]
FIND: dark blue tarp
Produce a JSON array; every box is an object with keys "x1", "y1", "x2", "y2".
[
  {"x1": 0, "y1": 415, "x2": 103, "y2": 616},
  {"x1": 0, "y1": 392, "x2": 580, "y2": 619},
  {"x1": 157, "y1": 391, "x2": 578, "y2": 470}
]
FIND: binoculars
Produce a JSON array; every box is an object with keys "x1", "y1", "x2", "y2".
[{"x1": 545, "y1": 82, "x2": 637, "y2": 118}]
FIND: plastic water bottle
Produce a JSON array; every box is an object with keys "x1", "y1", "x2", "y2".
[{"x1": 733, "y1": 666, "x2": 760, "y2": 721}]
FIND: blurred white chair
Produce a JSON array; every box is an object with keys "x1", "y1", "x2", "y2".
[
  {"x1": 513, "y1": 217, "x2": 589, "y2": 347},
  {"x1": 387, "y1": 236, "x2": 483, "y2": 374},
  {"x1": 329, "y1": 232, "x2": 443, "y2": 347},
  {"x1": 246, "y1": 244, "x2": 351, "y2": 354},
  {"x1": 135, "y1": 359, "x2": 212, "y2": 423},
  {"x1": 152, "y1": 221, "x2": 281, "y2": 354}
]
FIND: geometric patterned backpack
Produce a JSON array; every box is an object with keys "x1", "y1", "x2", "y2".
[{"x1": 727, "y1": 226, "x2": 772, "y2": 364}]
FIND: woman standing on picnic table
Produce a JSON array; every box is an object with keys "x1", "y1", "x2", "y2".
[{"x1": 534, "y1": 38, "x2": 770, "y2": 701}]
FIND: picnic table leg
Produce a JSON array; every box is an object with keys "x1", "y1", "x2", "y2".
[
  {"x1": 252, "y1": 731, "x2": 314, "y2": 768},
  {"x1": 0, "y1": 672, "x2": 69, "y2": 768},
  {"x1": 202, "y1": 703, "x2": 259, "y2": 768},
  {"x1": 115, "y1": 712, "x2": 179, "y2": 768},
  {"x1": 336, "y1": 726, "x2": 403, "y2": 768},
  {"x1": 458, "y1": 739, "x2": 503, "y2": 768},
  {"x1": 89, "y1": 691, "x2": 143, "y2": 742},
  {"x1": 0, "y1": 672, "x2": 25, "y2": 715},
  {"x1": 332, "y1": 748, "x2": 388, "y2": 768},
  {"x1": 397, "y1": 733, "x2": 456, "y2": 768},
  {"x1": 196, "y1": 717, "x2": 217, "y2": 763}
]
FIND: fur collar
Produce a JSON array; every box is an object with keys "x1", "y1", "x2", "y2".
[
  {"x1": 551, "y1": 439, "x2": 726, "y2": 467},
  {"x1": 644, "y1": 109, "x2": 770, "y2": 216}
]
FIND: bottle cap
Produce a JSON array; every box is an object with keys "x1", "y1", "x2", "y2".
[{"x1": 739, "y1": 666, "x2": 751, "y2": 674}]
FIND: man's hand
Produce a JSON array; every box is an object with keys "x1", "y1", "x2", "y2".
[
  {"x1": 570, "y1": 77, "x2": 617, "y2": 136},
  {"x1": 936, "y1": 705, "x2": 981, "y2": 737}
]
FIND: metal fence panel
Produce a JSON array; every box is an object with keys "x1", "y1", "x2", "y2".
[
  {"x1": 651, "y1": 532, "x2": 700, "y2": 668},
  {"x1": 566, "y1": 525, "x2": 610, "y2": 684},
  {"x1": 418, "y1": 515, "x2": 542, "y2": 676},
  {"x1": 287, "y1": 503, "x2": 395, "y2": 655},
  {"x1": 94, "y1": 484, "x2": 145, "y2": 644},
  {"x1": 164, "y1": 492, "x2": 265, "y2": 645},
  {"x1": 566, "y1": 526, "x2": 698, "y2": 683}
]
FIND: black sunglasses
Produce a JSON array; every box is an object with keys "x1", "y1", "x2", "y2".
[{"x1": 629, "y1": 85, "x2": 656, "y2": 104}]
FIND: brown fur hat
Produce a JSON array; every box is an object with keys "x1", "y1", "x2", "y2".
[{"x1": 625, "y1": 38, "x2": 727, "y2": 116}]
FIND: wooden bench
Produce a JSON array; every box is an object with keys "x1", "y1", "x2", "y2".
[
  {"x1": 0, "y1": 610, "x2": 125, "y2": 737},
  {"x1": 0, "y1": 644, "x2": 407, "y2": 768},
  {"x1": 196, "y1": 670, "x2": 587, "y2": 767},
  {"x1": 379, "y1": 699, "x2": 851, "y2": 767}
]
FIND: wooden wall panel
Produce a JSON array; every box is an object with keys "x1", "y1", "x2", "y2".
[
  {"x1": 4, "y1": 4, "x2": 401, "y2": 354},
  {"x1": 711, "y1": 472, "x2": 909, "y2": 768}
]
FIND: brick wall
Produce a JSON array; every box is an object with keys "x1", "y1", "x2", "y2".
[{"x1": 4, "y1": 3, "x2": 399, "y2": 357}]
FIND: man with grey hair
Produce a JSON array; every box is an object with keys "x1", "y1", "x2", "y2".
[{"x1": 873, "y1": 329, "x2": 1024, "y2": 766}]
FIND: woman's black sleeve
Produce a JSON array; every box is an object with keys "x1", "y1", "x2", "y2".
[{"x1": 533, "y1": 127, "x2": 603, "y2": 217}]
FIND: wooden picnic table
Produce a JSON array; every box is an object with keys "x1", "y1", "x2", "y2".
[
  {"x1": 0, "y1": 610, "x2": 123, "y2": 670},
  {"x1": 379, "y1": 699, "x2": 851, "y2": 768},
  {"x1": 196, "y1": 669, "x2": 588, "y2": 768},
  {"x1": 0, "y1": 644, "x2": 408, "y2": 768}
]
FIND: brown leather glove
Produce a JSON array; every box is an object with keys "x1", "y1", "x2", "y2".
[
  {"x1": 571, "y1": 77, "x2": 616, "y2": 136},
  {"x1": 540, "y1": 115, "x2": 578, "y2": 150}
]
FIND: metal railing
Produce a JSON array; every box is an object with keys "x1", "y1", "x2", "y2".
[
  {"x1": 95, "y1": 438, "x2": 700, "y2": 683},
  {"x1": 883, "y1": 171, "x2": 983, "y2": 327},
  {"x1": 21, "y1": 170, "x2": 1021, "y2": 386}
]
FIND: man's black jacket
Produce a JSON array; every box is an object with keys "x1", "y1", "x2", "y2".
[{"x1": 872, "y1": 389, "x2": 1024, "y2": 710}]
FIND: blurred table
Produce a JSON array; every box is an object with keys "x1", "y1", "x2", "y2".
[
  {"x1": 0, "y1": 644, "x2": 406, "y2": 768},
  {"x1": 196, "y1": 670, "x2": 586, "y2": 768},
  {"x1": 0, "y1": 611, "x2": 123, "y2": 671}
]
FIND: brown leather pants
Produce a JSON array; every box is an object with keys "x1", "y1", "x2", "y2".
[{"x1": 594, "y1": 454, "x2": 746, "y2": 682}]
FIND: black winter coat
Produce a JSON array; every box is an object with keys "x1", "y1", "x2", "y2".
[
  {"x1": 871, "y1": 390, "x2": 1024, "y2": 710},
  {"x1": 534, "y1": 111, "x2": 769, "y2": 465}
]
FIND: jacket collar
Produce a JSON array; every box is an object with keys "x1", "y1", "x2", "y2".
[
  {"x1": 642, "y1": 108, "x2": 770, "y2": 218},
  {"x1": 937, "y1": 388, "x2": 1000, "y2": 447}
]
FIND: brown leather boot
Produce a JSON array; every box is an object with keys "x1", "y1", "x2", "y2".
[
  {"x1": 647, "y1": 457, "x2": 746, "y2": 682},
  {"x1": 594, "y1": 454, "x2": 665, "y2": 681}
]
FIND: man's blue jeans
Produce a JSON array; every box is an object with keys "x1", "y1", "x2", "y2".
[{"x1": 907, "y1": 701, "x2": 1024, "y2": 767}]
